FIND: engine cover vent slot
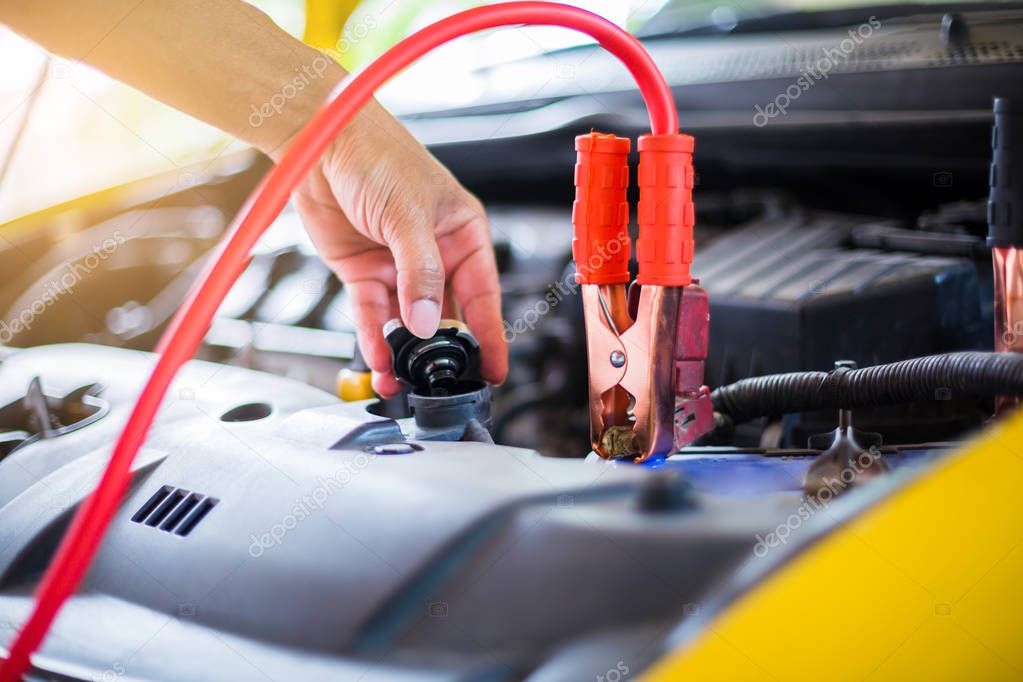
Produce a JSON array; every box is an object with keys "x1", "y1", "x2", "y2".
[{"x1": 131, "y1": 486, "x2": 218, "y2": 536}]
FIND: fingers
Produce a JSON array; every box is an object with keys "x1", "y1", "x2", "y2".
[
  {"x1": 446, "y1": 233, "x2": 508, "y2": 387},
  {"x1": 293, "y1": 189, "x2": 409, "y2": 399},
  {"x1": 385, "y1": 206, "x2": 445, "y2": 340},
  {"x1": 343, "y1": 278, "x2": 399, "y2": 394},
  {"x1": 371, "y1": 370, "x2": 402, "y2": 397}
]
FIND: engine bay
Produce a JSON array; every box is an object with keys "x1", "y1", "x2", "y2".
[
  {"x1": 0, "y1": 343, "x2": 948, "y2": 681},
  {"x1": 1, "y1": 2, "x2": 1023, "y2": 680}
]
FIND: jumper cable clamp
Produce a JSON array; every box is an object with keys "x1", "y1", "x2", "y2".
[{"x1": 572, "y1": 132, "x2": 713, "y2": 462}]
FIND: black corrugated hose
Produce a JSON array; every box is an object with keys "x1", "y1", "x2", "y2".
[{"x1": 711, "y1": 352, "x2": 1023, "y2": 425}]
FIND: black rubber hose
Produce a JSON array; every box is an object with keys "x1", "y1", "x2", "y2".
[{"x1": 711, "y1": 352, "x2": 1023, "y2": 424}]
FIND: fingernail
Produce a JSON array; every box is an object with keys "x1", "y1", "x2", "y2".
[{"x1": 408, "y1": 299, "x2": 440, "y2": 339}]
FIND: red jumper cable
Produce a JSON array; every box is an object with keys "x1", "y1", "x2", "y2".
[{"x1": 0, "y1": 3, "x2": 707, "y2": 678}]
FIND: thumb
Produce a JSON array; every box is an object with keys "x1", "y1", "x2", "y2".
[{"x1": 386, "y1": 205, "x2": 445, "y2": 339}]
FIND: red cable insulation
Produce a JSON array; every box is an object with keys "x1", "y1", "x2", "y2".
[{"x1": 0, "y1": 3, "x2": 676, "y2": 678}]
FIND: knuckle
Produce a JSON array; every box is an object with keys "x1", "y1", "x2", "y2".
[
  {"x1": 452, "y1": 191, "x2": 486, "y2": 223},
  {"x1": 380, "y1": 193, "x2": 428, "y2": 240},
  {"x1": 445, "y1": 195, "x2": 489, "y2": 235}
]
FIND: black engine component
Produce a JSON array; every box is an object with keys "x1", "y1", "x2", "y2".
[
  {"x1": 385, "y1": 319, "x2": 482, "y2": 395},
  {"x1": 385, "y1": 319, "x2": 493, "y2": 440},
  {"x1": 694, "y1": 212, "x2": 989, "y2": 387},
  {"x1": 711, "y1": 351, "x2": 1023, "y2": 424}
]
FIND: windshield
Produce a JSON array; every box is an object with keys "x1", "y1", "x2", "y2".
[{"x1": 641, "y1": 0, "x2": 1009, "y2": 35}]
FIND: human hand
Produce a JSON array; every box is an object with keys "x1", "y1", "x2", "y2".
[
  {"x1": 0, "y1": 0, "x2": 507, "y2": 397},
  {"x1": 287, "y1": 100, "x2": 508, "y2": 396}
]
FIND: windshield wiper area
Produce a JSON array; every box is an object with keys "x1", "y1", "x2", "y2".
[{"x1": 639, "y1": 1, "x2": 1023, "y2": 38}]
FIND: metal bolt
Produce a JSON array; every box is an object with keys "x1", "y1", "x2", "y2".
[
  {"x1": 609, "y1": 350, "x2": 626, "y2": 368},
  {"x1": 636, "y1": 471, "x2": 696, "y2": 512}
]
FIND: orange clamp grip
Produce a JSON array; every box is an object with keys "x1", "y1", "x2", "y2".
[
  {"x1": 635, "y1": 133, "x2": 695, "y2": 286},
  {"x1": 572, "y1": 132, "x2": 631, "y2": 285}
]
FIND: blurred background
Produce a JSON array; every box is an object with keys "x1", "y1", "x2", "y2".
[{"x1": 0, "y1": 0, "x2": 667, "y2": 221}]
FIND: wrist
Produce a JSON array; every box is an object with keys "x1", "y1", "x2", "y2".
[{"x1": 253, "y1": 50, "x2": 349, "y2": 162}]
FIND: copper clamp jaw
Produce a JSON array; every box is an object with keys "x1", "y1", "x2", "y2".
[{"x1": 582, "y1": 282, "x2": 713, "y2": 462}]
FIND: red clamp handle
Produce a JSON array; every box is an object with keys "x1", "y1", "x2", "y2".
[
  {"x1": 635, "y1": 133, "x2": 695, "y2": 286},
  {"x1": 572, "y1": 132, "x2": 631, "y2": 285}
]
